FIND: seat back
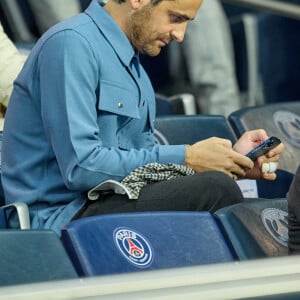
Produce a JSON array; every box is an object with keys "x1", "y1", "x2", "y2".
[
  {"x1": 0, "y1": 230, "x2": 78, "y2": 286},
  {"x1": 61, "y1": 212, "x2": 236, "y2": 277},
  {"x1": 214, "y1": 198, "x2": 288, "y2": 260},
  {"x1": 155, "y1": 93, "x2": 197, "y2": 116},
  {"x1": 154, "y1": 114, "x2": 237, "y2": 145},
  {"x1": 229, "y1": 102, "x2": 300, "y2": 174}
]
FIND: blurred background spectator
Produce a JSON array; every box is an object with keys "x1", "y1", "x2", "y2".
[
  {"x1": 27, "y1": 0, "x2": 81, "y2": 35},
  {"x1": 0, "y1": 22, "x2": 26, "y2": 123}
]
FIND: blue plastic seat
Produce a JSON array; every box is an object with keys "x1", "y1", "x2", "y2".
[
  {"x1": 214, "y1": 198, "x2": 289, "y2": 260},
  {"x1": 154, "y1": 114, "x2": 237, "y2": 145},
  {"x1": 61, "y1": 212, "x2": 236, "y2": 277},
  {"x1": 0, "y1": 230, "x2": 78, "y2": 286}
]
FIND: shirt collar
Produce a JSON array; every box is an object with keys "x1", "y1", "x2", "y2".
[{"x1": 85, "y1": 0, "x2": 136, "y2": 67}]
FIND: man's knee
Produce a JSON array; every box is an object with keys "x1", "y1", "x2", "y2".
[
  {"x1": 199, "y1": 171, "x2": 242, "y2": 196},
  {"x1": 190, "y1": 171, "x2": 243, "y2": 211}
]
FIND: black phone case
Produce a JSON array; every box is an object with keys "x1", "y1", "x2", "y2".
[{"x1": 246, "y1": 136, "x2": 281, "y2": 162}]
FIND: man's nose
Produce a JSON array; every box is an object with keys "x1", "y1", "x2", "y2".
[{"x1": 170, "y1": 23, "x2": 187, "y2": 43}]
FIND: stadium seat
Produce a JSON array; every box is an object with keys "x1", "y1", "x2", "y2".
[
  {"x1": 155, "y1": 93, "x2": 197, "y2": 116},
  {"x1": 0, "y1": 230, "x2": 78, "y2": 286},
  {"x1": 61, "y1": 212, "x2": 236, "y2": 277},
  {"x1": 154, "y1": 114, "x2": 237, "y2": 145},
  {"x1": 214, "y1": 198, "x2": 289, "y2": 260},
  {"x1": 228, "y1": 101, "x2": 300, "y2": 174}
]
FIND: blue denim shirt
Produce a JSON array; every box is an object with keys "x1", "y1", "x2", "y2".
[{"x1": 2, "y1": 0, "x2": 185, "y2": 235}]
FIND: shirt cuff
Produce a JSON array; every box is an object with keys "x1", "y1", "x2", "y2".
[{"x1": 157, "y1": 144, "x2": 186, "y2": 165}]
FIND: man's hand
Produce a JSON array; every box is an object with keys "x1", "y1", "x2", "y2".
[
  {"x1": 185, "y1": 137, "x2": 254, "y2": 179},
  {"x1": 233, "y1": 129, "x2": 285, "y2": 180}
]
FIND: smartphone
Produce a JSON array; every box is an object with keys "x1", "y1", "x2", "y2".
[{"x1": 246, "y1": 136, "x2": 281, "y2": 162}]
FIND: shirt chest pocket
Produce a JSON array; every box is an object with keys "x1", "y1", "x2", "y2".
[{"x1": 98, "y1": 80, "x2": 141, "y2": 119}]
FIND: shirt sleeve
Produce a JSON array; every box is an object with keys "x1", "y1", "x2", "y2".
[{"x1": 38, "y1": 30, "x2": 185, "y2": 190}]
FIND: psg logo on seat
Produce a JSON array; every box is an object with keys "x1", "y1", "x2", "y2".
[{"x1": 114, "y1": 227, "x2": 153, "y2": 268}]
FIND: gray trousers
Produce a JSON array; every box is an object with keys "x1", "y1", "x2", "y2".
[{"x1": 74, "y1": 171, "x2": 244, "y2": 219}]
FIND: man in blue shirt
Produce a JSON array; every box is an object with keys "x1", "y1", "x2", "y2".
[{"x1": 2, "y1": 0, "x2": 284, "y2": 236}]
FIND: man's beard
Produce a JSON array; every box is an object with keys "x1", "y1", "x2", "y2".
[{"x1": 130, "y1": 4, "x2": 158, "y2": 56}]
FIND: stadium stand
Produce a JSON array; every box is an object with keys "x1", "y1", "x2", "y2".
[
  {"x1": 61, "y1": 212, "x2": 236, "y2": 276},
  {"x1": 222, "y1": 0, "x2": 300, "y2": 108},
  {"x1": 229, "y1": 12, "x2": 300, "y2": 107},
  {"x1": 256, "y1": 14, "x2": 300, "y2": 104}
]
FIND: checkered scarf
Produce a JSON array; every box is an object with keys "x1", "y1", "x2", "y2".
[{"x1": 120, "y1": 163, "x2": 195, "y2": 199}]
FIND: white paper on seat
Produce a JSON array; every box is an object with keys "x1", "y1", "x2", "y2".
[{"x1": 236, "y1": 179, "x2": 258, "y2": 198}]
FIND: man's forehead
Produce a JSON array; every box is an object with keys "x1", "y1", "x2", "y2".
[{"x1": 160, "y1": 0, "x2": 202, "y2": 17}]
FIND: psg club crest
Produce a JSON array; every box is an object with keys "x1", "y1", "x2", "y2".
[
  {"x1": 261, "y1": 208, "x2": 288, "y2": 247},
  {"x1": 114, "y1": 228, "x2": 153, "y2": 268}
]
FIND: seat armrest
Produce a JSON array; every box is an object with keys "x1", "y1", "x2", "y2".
[
  {"x1": 2, "y1": 202, "x2": 31, "y2": 229},
  {"x1": 169, "y1": 93, "x2": 197, "y2": 115},
  {"x1": 156, "y1": 93, "x2": 197, "y2": 116}
]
